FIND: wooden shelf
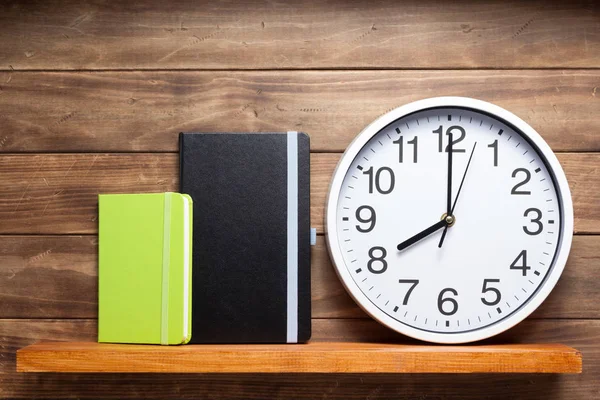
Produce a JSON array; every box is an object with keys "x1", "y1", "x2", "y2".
[{"x1": 17, "y1": 341, "x2": 581, "y2": 374}]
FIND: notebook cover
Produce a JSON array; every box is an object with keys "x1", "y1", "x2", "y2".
[
  {"x1": 180, "y1": 132, "x2": 311, "y2": 343},
  {"x1": 98, "y1": 192, "x2": 193, "y2": 345}
]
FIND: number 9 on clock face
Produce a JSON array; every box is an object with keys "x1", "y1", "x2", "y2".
[{"x1": 325, "y1": 97, "x2": 573, "y2": 343}]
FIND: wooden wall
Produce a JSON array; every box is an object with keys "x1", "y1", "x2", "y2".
[{"x1": 0, "y1": 0, "x2": 599, "y2": 398}]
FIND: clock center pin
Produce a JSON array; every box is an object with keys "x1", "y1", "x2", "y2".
[{"x1": 442, "y1": 213, "x2": 455, "y2": 227}]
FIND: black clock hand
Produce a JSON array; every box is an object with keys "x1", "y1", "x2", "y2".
[
  {"x1": 438, "y1": 141, "x2": 478, "y2": 248},
  {"x1": 397, "y1": 219, "x2": 448, "y2": 251},
  {"x1": 446, "y1": 130, "x2": 453, "y2": 217}
]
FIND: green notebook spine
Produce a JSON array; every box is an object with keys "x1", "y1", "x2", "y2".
[{"x1": 181, "y1": 193, "x2": 193, "y2": 344}]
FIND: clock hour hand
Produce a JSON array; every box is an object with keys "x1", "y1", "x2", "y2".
[{"x1": 397, "y1": 219, "x2": 448, "y2": 251}]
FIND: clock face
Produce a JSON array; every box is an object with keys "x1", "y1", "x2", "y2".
[{"x1": 326, "y1": 97, "x2": 573, "y2": 343}]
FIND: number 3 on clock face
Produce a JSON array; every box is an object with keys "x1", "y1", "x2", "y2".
[{"x1": 326, "y1": 97, "x2": 573, "y2": 343}]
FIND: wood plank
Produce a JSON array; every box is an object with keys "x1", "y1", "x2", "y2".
[
  {"x1": 0, "y1": 235, "x2": 97, "y2": 318},
  {"x1": 314, "y1": 153, "x2": 600, "y2": 234},
  {"x1": 0, "y1": 70, "x2": 598, "y2": 152},
  {"x1": 16, "y1": 341, "x2": 581, "y2": 374},
  {"x1": 0, "y1": 153, "x2": 597, "y2": 234},
  {"x1": 313, "y1": 235, "x2": 600, "y2": 320},
  {"x1": 0, "y1": 0, "x2": 598, "y2": 70},
  {"x1": 0, "y1": 154, "x2": 176, "y2": 234},
  {"x1": 1, "y1": 319, "x2": 598, "y2": 398},
  {"x1": 1, "y1": 235, "x2": 598, "y2": 320}
]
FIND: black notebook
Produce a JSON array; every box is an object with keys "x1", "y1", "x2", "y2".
[{"x1": 180, "y1": 132, "x2": 311, "y2": 343}]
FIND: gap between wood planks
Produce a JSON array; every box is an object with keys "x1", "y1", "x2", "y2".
[
  {"x1": 0, "y1": 316, "x2": 597, "y2": 320},
  {"x1": 0, "y1": 151, "x2": 597, "y2": 154},
  {"x1": 1, "y1": 68, "x2": 600, "y2": 72},
  {"x1": 0, "y1": 233, "x2": 598, "y2": 236}
]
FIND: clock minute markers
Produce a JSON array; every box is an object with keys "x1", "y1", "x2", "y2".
[{"x1": 331, "y1": 101, "x2": 569, "y2": 343}]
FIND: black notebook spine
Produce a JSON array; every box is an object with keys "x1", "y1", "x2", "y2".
[{"x1": 296, "y1": 132, "x2": 311, "y2": 343}]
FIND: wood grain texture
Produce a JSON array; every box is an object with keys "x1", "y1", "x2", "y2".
[
  {"x1": 0, "y1": 71, "x2": 598, "y2": 152},
  {"x1": 314, "y1": 153, "x2": 600, "y2": 234},
  {"x1": 0, "y1": 235, "x2": 97, "y2": 318},
  {"x1": 0, "y1": 0, "x2": 598, "y2": 70},
  {"x1": 16, "y1": 341, "x2": 581, "y2": 374},
  {"x1": 0, "y1": 154, "x2": 176, "y2": 234},
  {"x1": 0, "y1": 0, "x2": 598, "y2": 397},
  {"x1": 0, "y1": 235, "x2": 598, "y2": 320},
  {"x1": 0, "y1": 153, "x2": 597, "y2": 234},
  {"x1": 1, "y1": 319, "x2": 599, "y2": 398}
]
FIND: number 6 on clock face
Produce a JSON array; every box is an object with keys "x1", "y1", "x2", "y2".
[{"x1": 326, "y1": 97, "x2": 573, "y2": 343}]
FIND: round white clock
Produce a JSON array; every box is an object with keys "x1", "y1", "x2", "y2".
[{"x1": 326, "y1": 97, "x2": 573, "y2": 343}]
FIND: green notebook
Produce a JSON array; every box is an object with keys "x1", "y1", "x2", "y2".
[{"x1": 98, "y1": 193, "x2": 193, "y2": 345}]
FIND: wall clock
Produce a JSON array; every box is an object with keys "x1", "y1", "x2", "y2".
[{"x1": 326, "y1": 97, "x2": 573, "y2": 343}]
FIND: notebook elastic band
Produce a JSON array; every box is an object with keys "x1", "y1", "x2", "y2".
[
  {"x1": 287, "y1": 132, "x2": 299, "y2": 343},
  {"x1": 161, "y1": 192, "x2": 172, "y2": 345}
]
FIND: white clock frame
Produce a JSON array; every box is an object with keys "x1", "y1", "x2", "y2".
[{"x1": 325, "y1": 97, "x2": 574, "y2": 343}]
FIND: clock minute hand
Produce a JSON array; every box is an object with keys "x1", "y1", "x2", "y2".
[
  {"x1": 446, "y1": 130, "x2": 453, "y2": 217},
  {"x1": 397, "y1": 219, "x2": 448, "y2": 251},
  {"x1": 438, "y1": 141, "x2": 478, "y2": 248}
]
